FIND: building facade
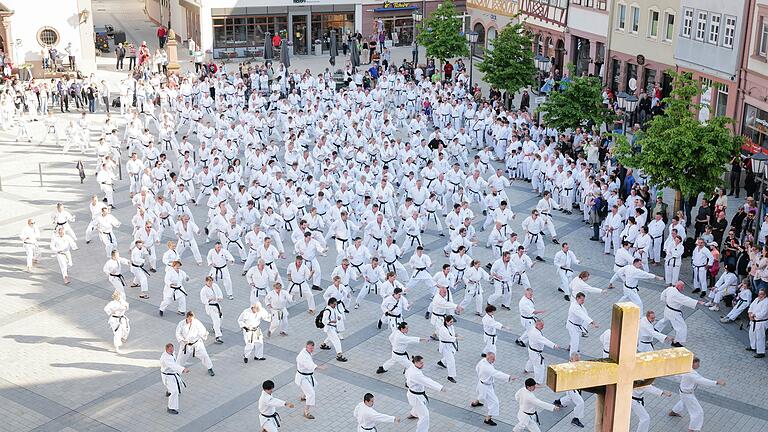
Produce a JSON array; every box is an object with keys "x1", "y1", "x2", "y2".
[
  {"x1": 737, "y1": 0, "x2": 768, "y2": 153},
  {"x1": 520, "y1": 0, "x2": 569, "y2": 73},
  {"x1": 0, "y1": 0, "x2": 96, "y2": 76},
  {"x1": 567, "y1": 0, "x2": 610, "y2": 77},
  {"x1": 606, "y1": 0, "x2": 677, "y2": 96},
  {"x1": 674, "y1": 0, "x2": 747, "y2": 123},
  {"x1": 467, "y1": 0, "x2": 519, "y2": 57}
]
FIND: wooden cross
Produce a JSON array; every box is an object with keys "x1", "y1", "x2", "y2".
[{"x1": 546, "y1": 302, "x2": 693, "y2": 432}]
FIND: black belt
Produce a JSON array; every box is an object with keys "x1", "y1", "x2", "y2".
[
  {"x1": 297, "y1": 370, "x2": 316, "y2": 386},
  {"x1": 183, "y1": 340, "x2": 199, "y2": 357},
  {"x1": 440, "y1": 339, "x2": 459, "y2": 351},
  {"x1": 260, "y1": 411, "x2": 281, "y2": 427},
  {"x1": 632, "y1": 396, "x2": 645, "y2": 406},
  {"x1": 524, "y1": 411, "x2": 540, "y2": 425},
  {"x1": 393, "y1": 350, "x2": 410, "y2": 359},
  {"x1": 110, "y1": 315, "x2": 127, "y2": 332},
  {"x1": 171, "y1": 284, "x2": 187, "y2": 300},
  {"x1": 751, "y1": 318, "x2": 768, "y2": 331},
  {"x1": 414, "y1": 267, "x2": 427, "y2": 276},
  {"x1": 110, "y1": 273, "x2": 126, "y2": 286},
  {"x1": 639, "y1": 340, "x2": 654, "y2": 348},
  {"x1": 560, "y1": 267, "x2": 573, "y2": 274},
  {"x1": 666, "y1": 304, "x2": 682, "y2": 314},
  {"x1": 484, "y1": 331, "x2": 496, "y2": 344},
  {"x1": 625, "y1": 283, "x2": 638, "y2": 291},
  {"x1": 528, "y1": 346, "x2": 544, "y2": 363},
  {"x1": 162, "y1": 371, "x2": 186, "y2": 394},
  {"x1": 213, "y1": 265, "x2": 226, "y2": 280},
  {"x1": 290, "y1": 282, "x2": 304, "y2": 297},
  {"x1": 131, "y1": 263, "x2": 150, "y2": 275},
  {"x1": 408, "y1": 389, "x2": 428, "y2": 402},
  {"x1": 406, "y1": 233, "x2": 422, "y2": 247},
  {"x1": 208, "y1": 302, "x2": 223, "y2": 318}
]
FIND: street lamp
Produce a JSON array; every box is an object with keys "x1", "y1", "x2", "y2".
[
  {"x1": 412, "y1": 10, "x2": 423, "y2": 66},
  {"x1": 535, "y1": 54, "x2": 549, "y2": 93},
  {"x1": 466, "y1": 31, "x2": 478, "y2": 89}
]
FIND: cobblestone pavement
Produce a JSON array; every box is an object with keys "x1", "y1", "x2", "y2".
[{"x1": 0, "y1": 3, "x2": 766, "y2": 432}]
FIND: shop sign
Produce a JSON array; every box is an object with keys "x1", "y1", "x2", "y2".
[{"x1": 383, "y1": 1, "x2": 410, "y2": 8}]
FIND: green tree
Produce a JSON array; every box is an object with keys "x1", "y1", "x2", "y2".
[
  {"x1": 477, "y1": 19, "x2": 537, "y2": 98},
  {"x1": 416, "y1": 0, "x2": 468, "y2": 73},
  {"x1": 538, "y1": 70, "x2": 612, "y2": 131},
  {"x1": 614, "y1": 71, "x2": 743, "y2": 207}
]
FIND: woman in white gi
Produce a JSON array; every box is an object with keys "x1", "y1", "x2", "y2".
[
  {"x1": 20, "y1": 218, "x2": 41, "y2": 272},
  {"x1": 200, "y1": 276, "x2": 224, "y2": 344},
  {"x1": 159, "y1": 260, "x2": 190, "y2": 316},
  {"x1": 237, "y1": 302, "x2": 271, "y2": 362},
  {"x1": 175, "y1": 311, "x2": 215, "y2": 376},
  {"x1": 104, "y1": 290, "x2": 130, "y2": 354},
  {"x1": 461, "y1": 259, "x2": 489, "y2": 315},
  {"x1": 436, "y1": 314, "x2": 461, "y2": 383}
]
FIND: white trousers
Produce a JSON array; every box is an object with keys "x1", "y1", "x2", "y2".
[
  {"x1": 525, "y1": 350, "x2": 546, "y2": 384},
  {"x1": 131, "y1": 266, "x2": 149, "y2": 292},
  {"x1": 750, "y1": 320, "x2": 767, "y2": 354},
  {"x1": 692, "y1": 265, "x2": 707, "y2": 291},
  {"x1": 162, "y1": 373, "x2": 183, "y2": 410},
  {"x1": 439, "y1": 347, "x2": 457, "y2": 377},
  {"x1": 323, "y1": 328, "x2": 342, "y2": 353},
  {"x1": 487, "y1": 280, "x2": 512, "y2": 308},
  {"x1": 382, "y1": 352, "x2": 411, "y2": 372},
  {"x1": 567, "y1": 322, "x2": 583, "y2": 356},
  {"x1": 177, "y1": 239, "x2": 203, "y2": 264},
  {"x1": 656, "y1": 308, "x2": 687, "y2": 343},
  {"x1": 632, "y1": 399, "x2": 651, "y2": 432},
  {"x1": 177, "y1": 340, "x2": 213, "y2": 370},
  {"x1": 619, "y1": 287, "x2": 644, "y2": 315},
  {"x1": 406, "y1": 392, "x2": 430, "y2": 432},
  {"x1": 159, "y1": 288, "x2": 187, "y2": 313},
  {"x1": 672, "y1": 393, "x2": 704, "y2": 431},
  {"x1": 513, "y1": 410, "x2": 541, "y2": 432},
  {"x1": 665, "y1": 263, "x2": 681, "y2": 285},
  {"x1": 210, "y1": 266, "x2": 233, "y2": 296},
  {"x1": 23, "y1": 244, "x2": 40, "y2": 268},
  {"x1": 243, "y1": 328, "x2": 264, "y2": 358},
  {"x1": 476, "y1": 382, "x2": 500, "y2": 416},
  {"x1": 560, "y1": 390, "x2": 584, "y2": 419},
  {"x1": 459, "y1": 283, "x2": 484, "y2": 315},
  {"x1": 288, "y1": 281, "x2": 315, "y2": 311},
  {"x1": 55, "y1": 253, "x2": 71, "y2": 278},
  {"x1": 205, "y1": 304, "x2": 223, "y2": 337}
]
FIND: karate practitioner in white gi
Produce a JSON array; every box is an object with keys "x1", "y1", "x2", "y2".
[
  {"x1": 354, "y1": 393, "x2": 400, "y2": 431},
  {"x1": 175, "y1": 311, "x2": 215, "y2": 376},
  {"x1": 20, "y1": 219, "x2": 41, "y2": 272},
  {"x1": 259, "y1": 379, "x2": 295, "y2": 432},
  {"x1": 295, "y1": 340, "x2": 327, "y2": 419},
  {"x1": 160, "y1": 343, "x2": 189, "y2": 415},
  {"x1": 513, "y1": 378, "x2": 559, "y2": 432},
  {"x1": 654, "y1": 281, "x2": 703, "y2": 347},
  {"x1": 668, "y1": 357, "x2": 725, "y2": 432},
  {"x1": 404, "y1": 355, "x2": 445, "y2": 432},
  {"x1": 746, "y1": 288, "x2": 768, "y2": 358},
  {"x1": 200, "y1": 276, "x2": 224, "y2": 344},
  {"x1": 553, "y1": 354, "x2": 586, "y2": 428},
  {"x1": 104, "y1": 290, "x2": 130, "y2": 354},
  {"x1": 470, "y1": 352, "x2": 515, "y2": 426},
  {"x1": 376, "y1": 321, "x2": 429, "y2": 374},
  {"x1": 237, "y1": 302, "x2": 271, "y2": 362}
]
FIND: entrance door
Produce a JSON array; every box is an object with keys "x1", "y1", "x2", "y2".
[{"x1": 292, "y1": 15, "x2": 308, "y2": 55}]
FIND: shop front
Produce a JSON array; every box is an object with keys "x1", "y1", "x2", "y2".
[
  {"x1": 742, "y1": 103, "x2": 768, "y2": 154},
  {"x1": 362, "y1": 1, "x2": 466, "y2": 48},
  {"x1": 204, "y1": 2, "x2": 361, "y2": 60}
]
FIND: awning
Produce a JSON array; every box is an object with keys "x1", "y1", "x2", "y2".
[{"x1": 373, "y1": 5, "x2": 418, "y2": 12}]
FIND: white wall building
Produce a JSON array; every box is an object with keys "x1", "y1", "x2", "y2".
[{"x1": 0, "y1": 0, "x2": 96, "y2": 76}]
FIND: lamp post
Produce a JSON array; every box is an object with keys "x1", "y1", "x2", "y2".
[
  {"x1": 625, "y1": 94, "x2": 639, "y2": 130},
  {"x1": 412, "y1": 10, "x2": 423, "y2": 66},
  {"x1": 616, "y1": 91, "x2": 628, "y2": 133},
  {"x1": 466, "y1": 31, "x2": 478, "y2": 89},
  {"x1": 753, "y1": 153, "x2": 768, "y2": 239},
  {"x1": 535, "y1": 54, "x2": 549, "y2": 94}
]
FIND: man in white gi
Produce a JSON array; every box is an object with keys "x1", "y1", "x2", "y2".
[
  {"x1": 525, "y1": 319, "x2": 561, "y2": 384},
  {"x1": 266, "y1": 282, "x2": 292, "y2": 336},
  {"x1": 200, "y1": 276, "x2": 224, "y2": 344},
  {"x1": 50, "y1": 226, "x2": 77, "y2": 284},
  {"x1": 287, "y1": 255, "x2": 315, "y2": 313},
  {"x1": 513, "y1": 378, "x2": 559, "y2": 432},
  {"x1": 566, "y1": 292, "x2": 599, "y2": 356},
  {"x1": 160, "y1": 261, "x2": 190, "y2": 316},
  {"x1": 638, "y1": 310, "x2": 672, "y2": 352},
  {"x1": 746, "y1": 288, "x2": 768, "y2": 358},
  {"x1": 553, "y1": 353, "x2": 586, "y2": 428},
  {"x1": 603, "y1": 205, "x2": 624, "y2": 255},
  {"x1": 296, "y1": 340, "x2": 326, "y2": 419},
  {"x1": 488, "y1": 251, "x2": 515, "y2": 310},
  {"x1": 616, "y1": 258, "x2": 662, "y2": 314},
  {"x1": 516, "y1": 288, "x2": 545, "y2": 347},
  {"x1": 206, "y1": 242, "x2": 236, "y2": 299},
  {"x1": 103, "y1": 249, "x2": 131, "y2": 297},
  {"x1": 380, "y1": 286, "x2": 409, "y2": 331},
  {"x1": 690, "y1": 238, "x2": 714, "y2": 298},
  {"x1": 319, "y1": 297, "x2": 348, "y2": 362},
  {"x1": 664, "y1": 233, "x2": 685, "y2": 284},
  {"x1": 404, "y1": 355, "x2": 445, "y2": 432},
  {"x1": 95, "y1": 206, "x2": 121, "y2": 256},
  {"x1": 160, "y1": 342, "x2": 189, "y2": 414},
  {"x1": 469, "y1": 352, "x2": 515, "y2": 426},
  {"x1": 647, "y1": 212, "x2": 666, "y2": 265},
  {"x1": 607, "y1": 241, "x2": 634, "y2": 289},
  {"x1": 553, "y1": 242, "x2": 579, "y2": 301},
  {"x1": 20, "y1": 219, "x2": 41, "y2": 272},
  {"x1": 632, "y1": 382, "x2": 672, "y2": 432},
  {"x1": 259, "y1": 379, "x2": 295, "y2": 432},
  {"x1": 237, "y1": 302, "x2": 271, "y2": 362},
  {"x1": 246, "y1": 259, "x2": 281, "y2": 306},
  {"x1": 668, "y1": 357, "x2": 725, "y2": 432},
  {"x1": 175, "y1": 311, "x2": 215, "y2": 376},
  {"x1": 130, "y1": 240, "x2": 151, "y2": 298},
  {"x1": 354, "y1": 393, "x2": 400, "y2": 431},
  {"x1": 654, "y1": 281, "x2": 703, "y2": 347},
  {"x1": 720, "y1": 281, "x2": 753, "y2": 323},
  {"x1": 376, "y1": 321, "x2": 429, "y2": 374},
  {"x1": 521, "y1": 210, "x2": 546, "y2": 262}
]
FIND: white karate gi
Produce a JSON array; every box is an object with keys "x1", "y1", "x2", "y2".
[
  {"x1": 632, "y1": 385, "x2": 664, "y2": 432},
  {"x1": 566, "y1": 301, "x2": 593, "y2": 355},
  {"x1": 160, "y1": 351, "x2": 186, "y2": 411},
  {"x1": 525, "y1": 327, "x2": 556, "y2": 384},
  {"x1": 104, "y1": 299, "x2": 130, "y2": 350},
  {"x1": 671, "y1": 370, "x2": 719, "y2": 431},
  {"x1": 175, "y1": 318, "x2": 213, "y2": 369},
  {"x1": 200, "y1": 283, "x2": 224, "y2": 338},
  {"x1": 160, "y1": 268, "x2": 189, "y2": 314},
  {"x1": 475, "y1": 358, "x2": 510, "y2": 417},
  {"x1": 258, "y1": 391, "x2": 286, "y2": 432},
  {"x1": 237, "y1": 305, "x2": 271, "y2": 359},
  {"x1": 382, "y1": 329, "x2": 420, "y2": 372},
  {"x1": 654, "y1": 286, "x2": 699, "y2": 344},
  {"x1": 513, "y1": 387, "x2": 555, "y2": 432},
  {"x1": 207, "y1": 247, "x2": 235, "y2": 297},
  {"x1": 405, "y1": 365, "x2": 443, "y2": 432},
  {"x1": 354, "y1": 401, "x2": 396, "y2": 432},
  {"x1": 295, "y1": 348, "x2": 318, "y2": 406},
  {"x1": 748, "y1": 297, "x2": 768, "y2": 354}
]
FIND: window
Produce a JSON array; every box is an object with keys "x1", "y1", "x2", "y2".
[
  {"x1": 631, "y1": 6, "x2": 640, "y2": 33},
  {"x1": 649, "y1": 9, "x2": 659, "y2": 37},
  {"x1": 37, "y1": 27, "x2": 60, "y2": 47},
  {"x1": 583, "y1": 0, "x2": 594, "y2": 7},
  {"x1": 709, "y1": 14, "x2": 720, "y2": 45},
  {"x1": 682, "y1": 8, "x2": 693, "y2": 38},
  {"x1": 723, "y1": 16, "x2": 736, "y2": 48},
  {"x1": 664, "y1": 13, "x2": 675, "y2": 41},
  {"x1": 696, "y1": 11, "x2": 707, "y2": 41},
  {"x1": 597, "y1": 0, "x2": 607, "y2": 10},
  {"x1": 617, "y1": 4, "x2": 626, "y2": 30},
  {"x1": 760, "y1": 21, "x2": 768, "y2": 56}
]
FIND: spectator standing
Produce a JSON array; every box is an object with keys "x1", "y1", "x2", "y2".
[
  {"x1": 157, "y1": 26, "x2": 168, "y2": 48},
  {"x1": 115, "y1": 43, "x2": 126, "y2": 70},
  {"x1": 127, "y1": 43, "x2": 137, "y2": 70}
]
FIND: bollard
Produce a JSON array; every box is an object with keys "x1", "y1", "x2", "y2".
[{"x1": 38, "y1": 163, "x2": 43, "y2": 187}]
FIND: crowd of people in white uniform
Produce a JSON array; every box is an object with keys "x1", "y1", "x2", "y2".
[{"x1": 19, "y1": 53, "x2": 761, "y2": 432}]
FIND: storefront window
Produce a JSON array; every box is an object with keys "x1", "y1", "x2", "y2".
[
  {"x1": 212, "y1": 15, "x2": 288, "y2": 58},
  {"x1": 380, "y1": 16, "x2": 414, "y2": 47},
  {"x1": 311, "y1": 13, "x2": 355, "y2": 52},
  {"x1": 743, "y1": 104, "x2": 768, "y2": 149}
]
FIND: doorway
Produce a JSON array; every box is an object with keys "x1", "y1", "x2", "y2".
[{"x1": 292, "y1": 14, "x2": 308, "y2": 55}]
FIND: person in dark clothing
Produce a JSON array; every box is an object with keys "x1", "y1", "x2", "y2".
[
  {"x1": 741, "y1": 210, "x2": 757, "y2": 243},
  {"x1": 745, "y1": 170, "x2": 757, "y2": 198},
  {"x1": 729, "y1": 156, "x2": 742, "y2": 197},
  {"x1": 694, "y1": 199, "x2": 713, "y2": 239},
  {"x1": 731, "y1": 207, "x2": 747, "y2": 238},
  {"x1": 711, "y1": 211, "x2": 728, "y2": 246},
  {"x1": 519, "y1": 90, "x2": 530, "y2": 112}
]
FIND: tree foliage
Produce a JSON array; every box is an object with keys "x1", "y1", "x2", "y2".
[
  {"x1": 539, "y1": 71, "x2": 612, "y2": 131},
  {"x1": 417, "y1": 0, "x2": 468, "y2": 65},
  {"x1": 613, "y1": 71, "x2": 743, "y2": 198},
  {"x1": 477, "y1": 19, "x2": 536, "y2": 96}
]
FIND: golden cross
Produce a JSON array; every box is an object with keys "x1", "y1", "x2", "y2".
[{"x1": 546, "y1": 302, "x2": 693, "y2": 432}]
